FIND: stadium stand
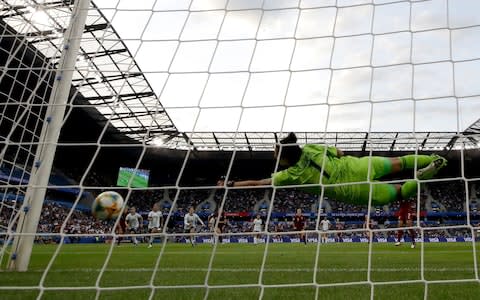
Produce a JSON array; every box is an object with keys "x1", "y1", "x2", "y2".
[{"x1": 2, "y1": 180, "x2": 479, "y2": 242}]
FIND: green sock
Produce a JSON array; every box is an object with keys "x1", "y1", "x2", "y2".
[
  {"x1": 399, "y1": 155, "x2": 433, "y2": 170},
  {"x1": 401, "y1": 180, "x2": 418, "y2": 199},
  {"x1": 372, "y1": 184, "x2": 399, "y2": 206}
]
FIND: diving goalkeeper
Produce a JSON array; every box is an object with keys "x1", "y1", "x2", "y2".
[{"x1": 218, "y1": 133, "x2": 447, "y2": 206}]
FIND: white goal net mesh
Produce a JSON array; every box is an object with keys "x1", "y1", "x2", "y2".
[{"x1": 1, "y1": 0, "x2": 480, "y2": 299}]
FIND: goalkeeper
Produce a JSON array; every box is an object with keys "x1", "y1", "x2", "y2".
[{"x1": 218, "y1": 133, "x2": 447, "y2": 206}]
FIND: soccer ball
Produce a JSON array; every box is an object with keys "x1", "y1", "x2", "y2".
[{"x1": 92, "y1": 191, "x2": 124, "y2": 220}]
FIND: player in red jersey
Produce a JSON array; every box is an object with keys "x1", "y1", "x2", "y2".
[
  {"x1": 293, "y1": 208, "x2": 307, "y2": 244},
  {"x1": 395, "y1": 200, "x2": 417, "y2": 248}
]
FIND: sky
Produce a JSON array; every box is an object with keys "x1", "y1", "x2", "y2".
[{"x1": 93, "y1": 0, "x2": 480, "y2": 133}]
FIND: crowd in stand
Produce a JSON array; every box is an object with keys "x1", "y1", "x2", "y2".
[
  {"x1": 222, "y1": 189, "x2": 265, "y2": 212},
  {"x1": 429, "y1": 181, "x2": 466, "y2": 211},
  {"x1": 0, "y1": 200, "x2": 113, "y2": 242},
  {"x1": 1, "y1": 179, "x2": 479, "y2": 242},
  {"x1": 273, "y1": 189, "x2": 316, "y2": 212}
]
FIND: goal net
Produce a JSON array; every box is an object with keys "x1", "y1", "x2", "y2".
[{"x1": 1, "y1": 0, "x2": 480, "y2": 299}]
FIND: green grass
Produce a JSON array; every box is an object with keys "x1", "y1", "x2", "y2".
[{"x1": 1, "y1": 242, "x2": 480, "y2": 299}]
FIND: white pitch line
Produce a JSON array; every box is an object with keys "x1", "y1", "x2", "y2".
[{"x1": 18, "y1": 267, "x2": 476, "y2": 273}]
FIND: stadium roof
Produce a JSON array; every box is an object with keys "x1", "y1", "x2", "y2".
[
  {"x1": 1, "y1": 0, "x2": 178, "y2": 143},
  {"x1": 163, "y1": 129, "x2": 480, "y2": 152},
  {"x1": 1, "y1": 0, "x2": 479, "y2": 152}
]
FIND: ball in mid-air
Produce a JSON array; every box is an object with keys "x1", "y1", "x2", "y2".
[{"x1": 92, "y1": 191, "x2": 124, "y2": 220}]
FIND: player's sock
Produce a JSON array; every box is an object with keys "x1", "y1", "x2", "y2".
[
  {"x1": 399, "y1": 155, "x2": 435, "y2": 170},
  {"x1": 219, "y1": 236, "x2": 223, "y2": 244},
  {"x1": 132, "y1": 237, "x2": 138, "y2": 245},
  {"x1": 397, "y1": 230, "x2": 403, "y2": 242},
  {"x1": 253, "y1": 237, "x2": 257, "y2": 244},
  {"x1": 149, "y1": 236, "x2": 154, "y2": 245},
  {"x1": 401, "y1": 180, "x2": 418, "y2": 199},
  {"x1": 408, "y1": 229, "x2": 416, "y2": 244}
]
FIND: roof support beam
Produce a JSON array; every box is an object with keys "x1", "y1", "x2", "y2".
[
  {"x1": 245, "y1": 132, "x2": 252, "y2": 152},
  {"x1": 82, "y1": 91, "x2": 155, "y2": 103},
  {"x1": 464, "y1": 118, "x2": 480, "y2": 134},
  {"x1": 61, "y1": 48, "x2": 128, "y2": 61},
  {"x1": 361, "y1": 133, "x2": 368, "y2": 152},
  {"x1": 421, "y1": 132, "x2": 430, "y2": 149},
  {"x1": 0, "y1": 9, "x2": 27, "y2": 18},
  {"x1": 212, "y1": 133, "x2": 220, "y2": 147},
  {"x1": 113, "y1": 126, "x2": 177, "y2": 135},
  {"x1": 109, "y1": 111, "x2": 163, "y2": 121},
  {"x1": 445, "y1": 136, "x2": 459, "y2": 151},
  {"x1": 390, "y1": 133, "x2": 399, "y2": 151},
  {"x1": 467, "y1": 136, "x2": 478, "y2": 145},
  {"x1": 72, "y1": 71, "x2": 143, "y2": 84},
  {"x1": 83, "y1": 23, "x2": 109, "y2": 33}
]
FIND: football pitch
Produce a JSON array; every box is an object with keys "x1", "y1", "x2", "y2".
[{"x1": 1, "y1": 242, "x2": 480, "y2": 300}]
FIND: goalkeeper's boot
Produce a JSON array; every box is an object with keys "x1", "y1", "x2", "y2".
[
  {"x1": 417, "y1": 155, "x2": 447, "y2": 180},
  {"x1": 395, "y1": 242, "x2": 401, "y2": 246},
  {"x1": 410, "y1": 243, "x2": 416, "y2": 249}
]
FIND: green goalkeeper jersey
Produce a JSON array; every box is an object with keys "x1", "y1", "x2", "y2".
[{"x1": 272, "y1": 144, "x2": 393, "y2": 205}]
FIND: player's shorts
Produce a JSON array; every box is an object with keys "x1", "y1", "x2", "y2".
[
  {"x1": 117, "y1": 225, "x2": 126, "y2": 233},
  {"x1": 184, "y1": 226, "x2": 195, "y2": 232},
  {"x1": 148, "y1": 227, "x2": 160, "y2": 233},
  {"x1": 253, "y1": 229, "x2": 262, "y2": 233},
  {"x1": 128, "y1": 227, "x2": 139, "y2": 233},
  {"x1": 398, "y1": 211, "x2": 415, "y2": 222},
  {"x1": 294, "y1": 226, "x2": 305, "y2": 231}
]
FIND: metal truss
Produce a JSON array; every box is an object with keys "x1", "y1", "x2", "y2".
[
  {"x1": 1, "y1": 1, "x2": 478, "y2": 152},
  {"x1": 0, "y1": 0, "x2": 179, "y2": 144},
  {"x1": 165, "y1": 131, "x2": 478, "y2": 152},
  {"x1": 444, "y1": 118, "x2": 480, "y2": 152}
]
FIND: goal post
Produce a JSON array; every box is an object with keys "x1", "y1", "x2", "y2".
[{"x1": 7, "y1": 0, "x2": 91, "y2": 271}]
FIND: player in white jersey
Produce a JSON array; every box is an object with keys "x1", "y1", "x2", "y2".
[
  {"x1": 363, "y1": 215, "x2": 374, "y2": 243},
  {"x1": 125, "y1": 207, "x2": 143, "y2": 245},
  {"x1": 208, "y1": 211, "x2": 217, "y2": 245},
  {"x1": 147, "y1": 203, "x2": 163, "y2": 248},
  {"x1": 252, "y1": 214, "x2": 263, "y2": 244},
  {"x1": 184, "y1": 207, "x2": 205, "y2": 246},
  {"x1": 320, "y1": 217, "x2": 331, "y2": 243}
]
